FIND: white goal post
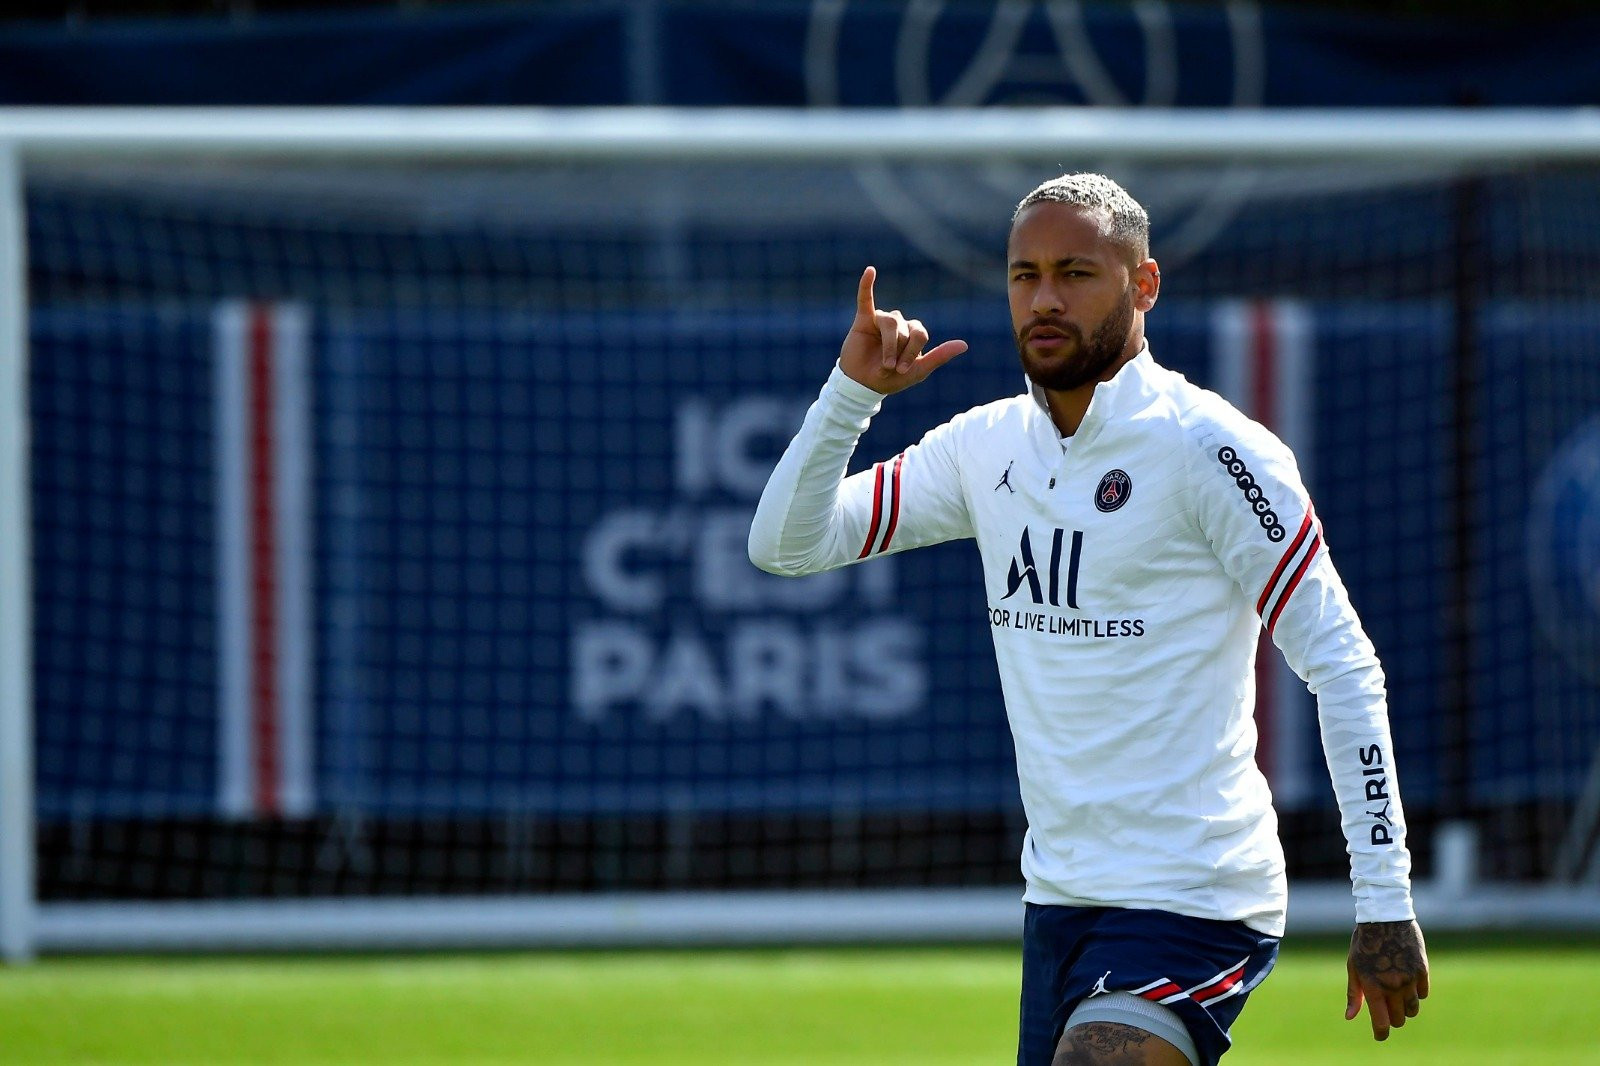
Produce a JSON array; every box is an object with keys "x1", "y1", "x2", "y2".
[{"x1": 5, "y1": 106, "x2": 1600, "y2": 961}]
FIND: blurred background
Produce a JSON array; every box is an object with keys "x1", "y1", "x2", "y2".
[{"x1": 3, "y1": 4, "x2": 1600, "y2": 1055}]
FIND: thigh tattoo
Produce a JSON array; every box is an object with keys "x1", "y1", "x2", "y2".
[{"x1": 1052, "y1": 1021, "x2": 1160, "y2": 1066}]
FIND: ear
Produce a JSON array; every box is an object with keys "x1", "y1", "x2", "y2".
[{"x1": 1132, "y1": 258, "x2": 1161, "y2": 311}]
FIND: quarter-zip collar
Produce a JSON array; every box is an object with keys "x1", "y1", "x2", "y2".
[{"x1": 1026, "y1": 342, "x2": 1157, "y2": 451}]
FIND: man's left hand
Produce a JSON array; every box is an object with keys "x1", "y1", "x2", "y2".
[{"x1": 1346, "y1": 918, "x2": 1429, "y2": 1041}]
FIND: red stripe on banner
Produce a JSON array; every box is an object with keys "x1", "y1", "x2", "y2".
[
  {"x1": 858, "y1": 463, "x2": 886, "y2": 559},
  {"x1": 1254, "y1": 629, "x2": 1274, "y2": 781},
  {"x1": 1251, "y1": 302, "x2": 1275, "y2": 435},
  {"x1": 1267, "y1": 534, "x2": 1322, "y2": 636},
  {"x1": 248, "y1": 304, "x2": 282, "y2": 816},
  {"x1": 877, "y1": 453, "x2": 905, "y2": 554},
  {"x1": 1256, "y1": 511, "x2": 1315, "y2": 616}
]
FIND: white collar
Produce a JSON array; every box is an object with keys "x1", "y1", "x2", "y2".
[{"x1": 1026, "y1": 342, "x2": 1156, "y2": 445}]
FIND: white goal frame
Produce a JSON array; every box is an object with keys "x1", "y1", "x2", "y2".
[{"x1": 4, "y1": 106, "x2": 1600, "y2": 961}]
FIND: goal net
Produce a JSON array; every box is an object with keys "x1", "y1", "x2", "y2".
[{"x1": 4, "y1": 108, "x2": 1600, "y2": 955}]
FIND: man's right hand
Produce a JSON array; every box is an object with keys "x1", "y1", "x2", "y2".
[
  {"x1": 1346, "y1": 919, "x2": 1430, "y2": 1042},
  {"x1": 840, "y1": 266, "x2": 968, "y2": 395}
]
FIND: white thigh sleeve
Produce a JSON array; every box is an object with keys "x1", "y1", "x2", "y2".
[{"x1": 1065, "y1": 991, "x2": 1199, "y2": 1066}]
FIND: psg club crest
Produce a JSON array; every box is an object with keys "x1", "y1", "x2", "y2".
[
  {"x1": 1095, "y1": 469, "x2": 1132, "y2": 513},
  {"x1": 802, "y1": 3, "x2": 1267, "y2": 284},
  {"x1": 1528, "y1": 415, "x2": 1600, "y2": 682}
]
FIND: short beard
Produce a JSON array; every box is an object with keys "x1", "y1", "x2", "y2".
[{"x1": 1015, "y1": 289, "x2": 1136, "y2": 393}]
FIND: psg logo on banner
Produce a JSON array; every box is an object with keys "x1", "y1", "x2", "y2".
[
  {"x1": 1095, "y1": 469, "x2": 1132, "y2": 513},
  {"x1": 802, "y1": 1, "x2": 1268, "y2": 284},
  {"x1": 1528, "y1": 416, "x2": 1600, "y2": 683}
]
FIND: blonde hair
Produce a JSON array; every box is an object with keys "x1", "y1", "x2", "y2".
[{"x1": 1013, "y1": 173, "x2": 1149, "y2": 265}]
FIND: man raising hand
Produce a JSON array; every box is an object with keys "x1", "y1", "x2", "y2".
[
  {"x1": 750, "y1": 173, "x2": 1427, "y2": 1065},
  {"x1": 839, "y1": 264, "x2": 967, "y2": 394}
]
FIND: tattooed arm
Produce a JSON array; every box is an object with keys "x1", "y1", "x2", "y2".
[{"x1": 1346, "y1": 919, "x2": 1430, "y2": 1041}]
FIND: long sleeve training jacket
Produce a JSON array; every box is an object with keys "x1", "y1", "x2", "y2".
[{"x1": 749, "y1": 348, "x2": 1414, "y2": 935}]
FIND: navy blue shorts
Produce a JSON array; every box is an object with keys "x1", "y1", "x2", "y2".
[{"x1": 1017, "y1": 903, "x2": 1280, "y2": 1066}]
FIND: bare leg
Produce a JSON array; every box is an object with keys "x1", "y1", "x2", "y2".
[{"x1": 1052, "y1": 1021, "x2": 1193, "y2": 1066}]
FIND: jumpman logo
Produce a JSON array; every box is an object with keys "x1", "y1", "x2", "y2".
[
  {"x1": 1090, "y1": 971, "x2": 1112, "y2": 997},
  {"x1": 1368, "y1": 801, "x2": 1394, "y2": 827},
  {"x1": 996, "y1": 461, "x2": 1016, "y2": 493}
]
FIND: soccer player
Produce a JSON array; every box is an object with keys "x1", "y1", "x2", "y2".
[{"x1": 747, "y1": 174, "x2": 1429, "y2": 1066}]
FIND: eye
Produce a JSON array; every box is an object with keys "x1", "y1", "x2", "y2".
[{"x1": 1011, "y1": 271, "x2": 1036, "y2": 282}]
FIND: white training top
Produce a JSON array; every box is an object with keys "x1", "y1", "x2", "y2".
[{"x1": 748, "y1": 348, "x2": 1415, "y2": 936}]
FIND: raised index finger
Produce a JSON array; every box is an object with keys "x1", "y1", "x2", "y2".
[{"x1": 856, "y1": 266, "x2": 878, "y2": 321}]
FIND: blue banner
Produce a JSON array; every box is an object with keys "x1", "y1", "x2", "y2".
[
  {"x1": 30, "y1": 297, "x2": 1600, "y2": 819},
  {"x1": 3, "y1": 1, "x2": 1598, "y2": 107}
]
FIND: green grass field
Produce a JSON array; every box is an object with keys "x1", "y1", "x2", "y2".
[{"x1": 1, "y1": 936, "x2": 1596, "y2": 1064}]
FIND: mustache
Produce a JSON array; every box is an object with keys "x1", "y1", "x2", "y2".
[{"x1": 1020, "y1": 318, "x2": 1080, "y2": 341}]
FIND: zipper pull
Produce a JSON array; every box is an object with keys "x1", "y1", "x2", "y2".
[{"x1": 1048, "y1": 477, "x2": 1056, "y2": 489}]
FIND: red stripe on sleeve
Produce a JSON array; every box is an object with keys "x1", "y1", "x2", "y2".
[
  {"x1": 1266, "y1": 534, "x2": 1322, "y2": 636},
  {"x1": 1256, "y1": 509, "x2": 1315, "y2": 616},
  {"x1": 857, "y1": 462, "x2": 886, "y2": 559},
  {"x1": 876, "y1": 453, "x2": 906, "y2": 554}
]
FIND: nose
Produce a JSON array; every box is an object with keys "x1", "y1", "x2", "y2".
[{"x1": 1031, "y1": 276, "x2": 1065, "y2": 317}]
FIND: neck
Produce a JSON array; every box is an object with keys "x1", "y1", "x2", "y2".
[{"x1": 1044, "y1": 332, "x2": 1144, "y2": 437}]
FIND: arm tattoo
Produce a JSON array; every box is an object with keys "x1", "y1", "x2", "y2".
[
  {"x1": 1053, "y1": 1021, "x2": 1155, "y2": 1066},
  {"x1": 1351, "y1": 920, "x2": 1427, "y2": 989}
]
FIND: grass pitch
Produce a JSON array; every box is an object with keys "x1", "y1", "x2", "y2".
[{"x1": 1, "y1": 936, "x2": 1596, "y2": 1064}]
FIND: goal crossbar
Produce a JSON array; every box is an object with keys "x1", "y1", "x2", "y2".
[{"x1": 2, "y1": 106, "x2": 1600, "y2": 162}]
